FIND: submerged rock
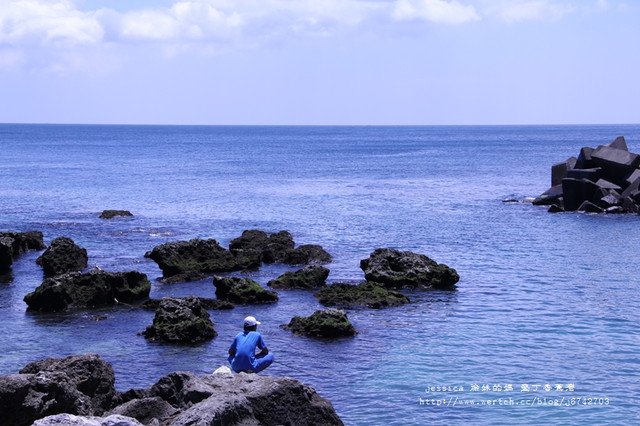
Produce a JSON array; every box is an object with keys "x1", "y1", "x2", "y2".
[
  {"x1": 145, "y1": 239, "x2": 238, "y2": 280},
  {"x1": 24, "y1": 270, "x2": 151, "y2": 312},
  {"x1": 213, "y1": 276, "x2": 278, "y2": 304},
  {"x1": 36, "y1": 237, "x2": 88, "y2": 278},
  {"x1": 315, "y1": 282, "x2": 410, "y2": 309},
  {"x1": 535, "y1": 136, "x2": 640, "y2": 214},
  {"x1": 284, "y1": 309, "x2": 356, "y2": 338},
  {"x1": 360, "y1": 248, "x2": 459, "y2": 290},
  {"x1": 0, "y1": 354, "x2": 116, "y2": 426},
  {"x1": 142, "y1": 297, "x2": 217, "y2": 344},
  {"x1": 99, "y1": 210, "x2": 133, "y2": 219},
  {"x1": 0, "y1": 231, "x2": 45, "y2": 271},
  {"x1": 267, "y1": 265, "x2": 329, "y2": 290}
]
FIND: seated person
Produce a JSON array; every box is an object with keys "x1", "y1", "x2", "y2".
[{"x1": 228, "y1": 316, "x2": 274, "y2": 373}]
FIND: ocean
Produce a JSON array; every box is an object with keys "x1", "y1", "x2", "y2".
[{"x1": 1, "y1": 124, "x2": 639, "y2": 425}]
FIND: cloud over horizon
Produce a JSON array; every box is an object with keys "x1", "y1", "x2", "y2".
[{"x1": 0, "y1": 0, "x2": 621, "y2": 71}]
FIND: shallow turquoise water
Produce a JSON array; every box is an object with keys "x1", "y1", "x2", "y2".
[{"x1": 1, "y1": 124, "x2": 639, "y2": 425}]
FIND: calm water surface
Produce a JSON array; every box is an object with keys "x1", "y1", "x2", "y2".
[{"x1": 1, "y1": 124, "x2": 639, "y2": 425}]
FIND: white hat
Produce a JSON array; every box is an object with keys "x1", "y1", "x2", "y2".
[{"x1": 244, "y1": 316, "x2": 261, "y2": 327}]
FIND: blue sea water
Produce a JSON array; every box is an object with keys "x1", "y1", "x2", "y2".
[{"x1": 1, "y1": 124, "x2": 639, "y2": 425}]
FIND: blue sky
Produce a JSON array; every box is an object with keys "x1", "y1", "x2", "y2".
[{"x1": 0, "y1": 0, "x2": 638, "y2": 125}]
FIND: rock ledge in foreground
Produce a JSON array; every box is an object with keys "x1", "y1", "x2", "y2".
[
  {"x1": 0, "y1": 354, "x2": 116, "y2": 426},
  {"x1": 0, "y1": 354, "x2": 344, "y2": 426}
]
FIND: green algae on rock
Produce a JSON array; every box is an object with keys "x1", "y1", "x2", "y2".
[
  {"x1": 284, "y1": 309, "x2": 356, "y2": 338},
  {"x1": 315, "y1": 282, "x2": 409, "y2": 309}
]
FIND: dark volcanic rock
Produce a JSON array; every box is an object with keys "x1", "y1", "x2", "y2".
[
  {"x1": 99, "y1": 210, "x2": 133, "y2": 219},
  {"x1": 145, "y1": 239, "x2": 238, "y2": 280},
  {"x1": 360, "y1": 248, "x2": 459, "y2": 290},
  {"x1": 2, "y1": 358, "x2": 343, "y2": 426},
  {"x1": 33, "y1": 414, "x2": 143, "y2": 425},
  {"x1": 142, "y1": 297, "x2": 216, "y2": 344},
  {"x1": 146, "y1": 372, "x2": 343, "y2": 426},
  {"x1": 36, "y1": 237, "x2": 88, "y2": 278},
  {"x1": 148, "y1": 231, "x2": 332, "y2": 281},
  {"x1": 107, "y1": 397, "x2": 178, "y2": 424},
  {"x1": 19, "y1": 354, "x2": 116, "y2": 415},
  {"x1": 229, "y1": 230, "x2": 294, "y2": 265},
  {"x1": 213, "y1": 276, "x2": 278, "y2": 304},
  {"x1": 0, "y1": 237, "x2": 14, "y2": 272},
  {"x1": 229, "y1": 230, "x2": 332, "y2": 266},
  {"x1": 316, "y1": 282, "x2": 410, "y2": 309},
  {"x1": 0, "y1": 231, "x2": 45, "y2": 271},
  {"x1": 268, "y1": 266, "x2": 329, "y2": 290},
  {"x1": 149, "y1": 372, "x2": 216, "y2": 409},
  {"x1": 284, "y1": 244, "x2": 333, "y2": 265},
  {"x1": 284, "y1": 309, "x2": 356, "y2": 338},
  {"x1": 142, "y1": 297, "x2": 234, "y2": 310},
  {"x1": 24, "y1": 270, "x2": 151, "y2": 312},
  {"x1": 0, "y1": 354, "x2": 116, "y2": 425},
  {"x1": 547, "y1": 204, "x2": 564, "y2": 213}
]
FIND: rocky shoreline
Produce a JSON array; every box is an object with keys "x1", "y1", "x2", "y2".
[
  {"x1": 0, "y1": 225, "x2": 460, "y2": 423},
  {"x1": 1, "y1": 227, "x2": 459, "y2": 344},
  {"x1": 0, "y1": 354, "x2": 343, "y2": 426}
]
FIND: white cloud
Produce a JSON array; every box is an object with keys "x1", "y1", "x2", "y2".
[
  {"x1": 110, "y1": 1, "x2": 243, "y2": 42},
  {"x1": 0, "y1": 0, "x2": 103, "y2": 46},
  {"x1": 0, "y1": 0, "x2": 614, "y2": 73},
  {"x1": 491, "y1": 1, "x2": 575, "y2": 23},
  {"x1": 392, "y1": 0, "x2": 480, "y2": 24}
]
